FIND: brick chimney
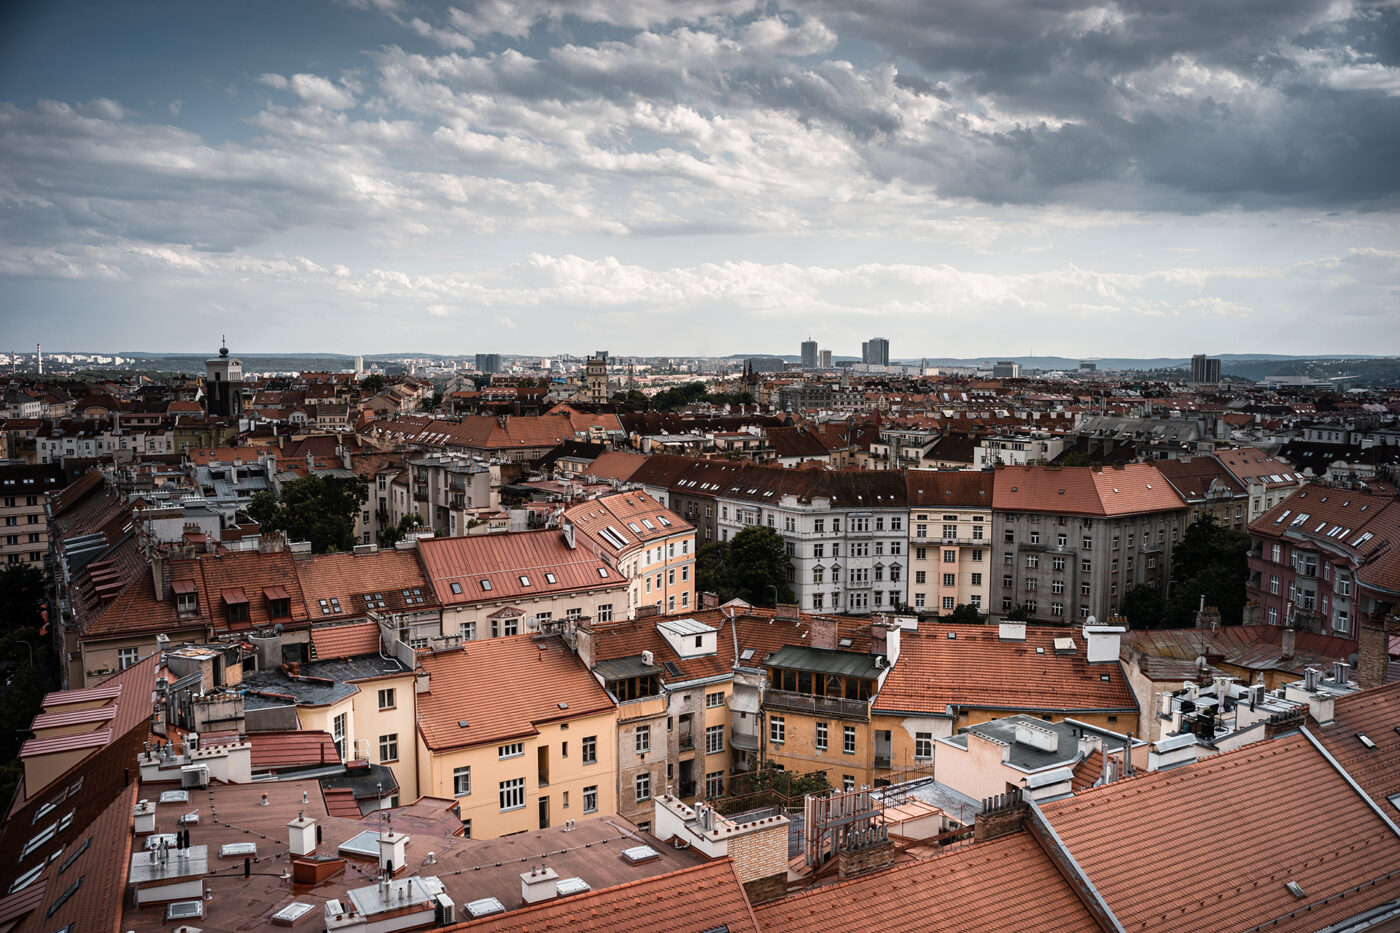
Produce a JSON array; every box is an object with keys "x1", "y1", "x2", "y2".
[
  {"x1": 974, "y1": 789, "x2": 1028, "y2": 841},
  {"x1": 1358, "y1": 614, "x2": 1398, "y2": 690},
  {"x1": 810, "y1": 615, "x2": 838, "y2": 650}
]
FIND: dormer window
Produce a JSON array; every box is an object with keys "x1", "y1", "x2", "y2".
[
  {"x1": 222, "y1": 588, "x2": 250, "y2": 625},
  {"x1": 264, "y1": 586, "x2": 290, "y2": 619},
  {"x1": 172, "y1": 579, "x2": 198, "y2": 614},
  {"x1": 364, "y1": 592, "x2": 387, "y2": 610}
]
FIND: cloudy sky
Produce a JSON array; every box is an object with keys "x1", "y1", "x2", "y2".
[{"x1": 3, "y1": 0, "x2": 1398, "y2": 359}]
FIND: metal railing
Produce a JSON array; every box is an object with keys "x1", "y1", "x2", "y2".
[{"x1": 763, "y1": 689, "x2": 871, "y2": 722}]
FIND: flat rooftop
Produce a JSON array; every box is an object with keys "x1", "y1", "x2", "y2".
[
  {"x1": 120, "y1": 779, "x2": 710, "y2": 933},
  {"x1": 943, "y1": 715, "x2": 1137, "y2": 773},
  {"x1": 241, "y1": 656, "x2": 408, "y2": 709}
]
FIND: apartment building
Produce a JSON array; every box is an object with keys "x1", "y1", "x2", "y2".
[
  {"x1": 405, "y1": 452, "x2": 496, "y2": 537},
  {"x1": 1215, "y1": 446, "x2": 1306, "y2": 523},
  {"x1": 417, "y1": 528, "x2": 629, "y2": 641},
  {"x1": 906, "y1": 470, "x2": 994, "y2": 614},
  {"x1": 992, "y1": 464, "x2": 1188, "y2": 624},
  {"x1": 1246, "y1": 486, "x2": 1400, "y2": 638},
  {"x1": 1154, "y1": 455, "x2": 1249, "y2": 529},
  {"x1": 414, "y1": 635, "x2": 618, "y2": 839},
  {"x1": 564, "y1": 490, "x2": 696, "y2": 618},
  {"x1": 0, "y1": 462, "x2": 63, "y2": 567}
]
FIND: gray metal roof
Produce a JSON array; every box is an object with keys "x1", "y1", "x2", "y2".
[
  {"x1": 593, "y1": 655, "x2": 662, "y2": 681},
  {"x1": 657, "y1": 617, "x2": 716, "y2": 637},
  {"x1": 763, "y1": 644, "x2": 882, "y2": 679}
]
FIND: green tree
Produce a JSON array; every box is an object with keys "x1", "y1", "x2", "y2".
[
  {"x1": 379, "y1": 512, "x2": 424, "y2": 548},
  {"x1": 1120, "y1": 583, "x2": 1165, "y2": 629},
  {"x1": 359, "y1": 374, "x2": 385, "y2": 393},
  {"x1": 696, "y1": 528, "x2": 794, "y2": 606},
  {"x1": 1058, "y1": 450, "x2": 1093, "y2": 467},
  {"x1": 1162, "y1": 516, "x2": 1251, "y2": 627},
  {"x1": 942, "y1": 603, "x2": 984, "y2": 624},
  {"x1": 253, "y1": 474, "x2": 369, "y2": 553},
  {"x1": 1005, "y1": 602, "x2": 1033, "y2": 622}
]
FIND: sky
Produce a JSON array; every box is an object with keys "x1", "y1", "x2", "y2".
[{"x1": 2, "y1": 0, "x2": 1398, "y2": 359}]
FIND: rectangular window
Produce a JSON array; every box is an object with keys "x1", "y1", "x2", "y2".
[
  {"x1": 843, "y1": 726, "x2": 856, "y2": 754},
  {"x1": 816, "y1": 722, "x2": 828, "y2": 751},
  {"x1": 942, "y1": 596, "x2": 955, "y2": 610},
  {"x1": 942, "y1": 573, "x2": 955, "y2": 587},
  {"x1": 499, "y1": 742, "x2": 524, "y2": 759},
  {"x1": 378, "y1": 733, "x2": 398, "y2": 763},
  {"x1": 943, "y1": 550, "x2": 956, "y2": 563},
  {"x1": 117, "y1": 647, "x2": 139, "y2": 670},
  {"x1": 915, "y1": 732, "x2": 932, "y2": 759},
  {"x1": 377, "y1": 688, "x2": 395, "y2": 710},
  {"x1": 583, "y1": 785, "x2": 598, "y2": 813},
  {"x1": 635, "y1": 773, "x2": 651, "y2": 802},
  {"x1": 1026, "y1": 555, "x2": 1038, "y2": 568},
  {"x1": 915, "y1": 571, "x2": 926, "y2": 584},
  {"x1": 635, "y1": 726, "x2": 650, "y2": 755},
  {"x1": 705, "y1": 771, "x2": 725, "y2": 799},
  {"x1": 706, "y1": 691, "x2": 724, "y2": 708},
  {"x1": 499, "y1": 777, "x2": 525, "y2": 811},
  {"x1": 843, "y1": 775, "x2": 855, "y2": 792},
  {"x1": 770, "y1": 716, "x2": 786, "y2": 744},
  {"x1": 582, "y1": 736, "x2": 597, "y2": 764},
  {"x1": 453, "y1": 766, "x2": 471, "y2": 797},
  {"x1": 706, "y1": 725, "x2": 724, "y2": 754},
  {"x1": 597, "y1": 604, "x2": 613, "y2": 623}
]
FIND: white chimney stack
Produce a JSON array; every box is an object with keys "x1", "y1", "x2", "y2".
[
  {"x1": 287, "y1": 813, "x2": 317, "y2": 857},
  {"x1": 1082, "y1": 623, "x2": 1126, "y2": 664},
  {"x1": 521, "y1": 865, "x2": 559, "y2": 904}
]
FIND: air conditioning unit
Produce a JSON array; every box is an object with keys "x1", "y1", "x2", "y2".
[
  {"x1": 434, "y1": 893, "x2": 455, "y2": 926},
  {"x1": 181, "y1": 765, "x2": 209, "y2": 789}
]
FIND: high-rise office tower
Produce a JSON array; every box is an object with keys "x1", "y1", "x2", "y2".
[
  {"x1": 801, "y1": 339, "x2": 818, "y2": 369},
  {"x1": 862, "y1": 337, "x2": 890, "y2": 366}
]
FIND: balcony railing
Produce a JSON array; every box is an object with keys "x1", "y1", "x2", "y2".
[
  {"x1": 762, "y1": 689, "x2": 870, "y2": 722},
  {"x1": 678, "y1": 733, "x2": 695, "y2": 751},
  {"x1": 873, "y1": 754, "x2": 891, "y2": 770}
]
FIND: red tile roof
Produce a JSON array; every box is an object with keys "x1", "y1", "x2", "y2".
[
  {"x1": 248, "y1": 730, "x2": 341, "y2": 771},
  {"x1": 449, "y1": 859, "x2": 760, "y2": 933},
  {"x1": 906, "y1": 469, "x2": 995, "y2": 507},
  {"x1": 418, "y1": 529, "x2": 624, "y2": 607},
  {"x1": 417, "y1": 635, "x2": 616, "y2": 751},
  {"x1": 1313, "y1": 680, "x2": 1400, "y2": 810},
  {"x1": 311, "y1": 619, "x2": 384, "y2": 660},
  {"x1": 1040, "y1": 733, "x2": 1400, "y2": 932},
  {"x1": 873, "y1": 624, "x2": 1137, "y2": 717},
  {"x1": 992, "y1": 464, "x2": 1186, "y2": 516},
  {"x1": 564, "y1": 490, "x2": 692, "y2": 562},
  {"x1": 755, "y1": 831, "x2": 1102, "y2": 933}
]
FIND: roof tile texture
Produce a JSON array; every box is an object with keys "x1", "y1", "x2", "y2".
[
  {"x1": 874, "y1": 624, "x2": 1137, "y2": 716},
  {"x1": 417, "y1": 635, "x2": 616, "y2": 751},
  {"x1": 755, "y1": 831, "x2": 1102, "y2": 933},
  {"x1": 1041, "y1": 733, "x2": 1400, "y2": 932}
]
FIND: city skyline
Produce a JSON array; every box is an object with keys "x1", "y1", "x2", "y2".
[{"x1": 4, "y1": 1, "x2": 1398, "y2": 356}]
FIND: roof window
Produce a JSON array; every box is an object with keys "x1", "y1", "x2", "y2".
[
  {"x1": 450, "y1": 582, "x2": 462, "y2": 594},
  {"x1": 597, "y1": 567, "x2": 610, "y2": 578},
  {"x1": 1358, "y1": 733, "x2": 1377, "y2": 750},
  {"x1": 480, "y1": 580, "x2": 492, "y2": 591},
  {"x1": 519, "y1": 575, "x2": 531, "y2": 587},
  {"x1": 545, "y1": 573, "x2": 557, "y2": 584}
]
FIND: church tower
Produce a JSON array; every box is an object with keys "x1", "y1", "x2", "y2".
[{"x1": 205, "y1": 337, "x2": 244, "y2": 418}]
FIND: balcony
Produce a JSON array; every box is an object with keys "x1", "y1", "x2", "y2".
[
  {"x1": 617, "y1": 694, "x2": 667, "y2": 723},
  {"x1": 762, "y1": 689, "x2": 870, "y2": 722},
  {"x1": 678, "y1": 733, "x2": 695, "y2": 752},
  {"x1": 731, "y1": 729, "x2": 759, "y2": 752},
  {"x1": 874, "y1": 754, "x2": 891, "y2": 770}
]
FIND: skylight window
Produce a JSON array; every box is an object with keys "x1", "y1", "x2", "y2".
[
  {"x1": 597, "y1": 567, "x2": 609, "y2": 578},
  {"x1": 519, "y1": 575, "x2": 531, "y2": 586},
  {"x1": 480, "y1": 580, "x2": 492, "y2": 591},
  {"x1": 450, "y1": 582, "x2": 462, "y2": 594},
  {"x1": 1358, "y1": 733, "x2": 1377, "y2": 750},
  {"x1": 545, "y1": 573, "x2": 557, "y2": 584}
]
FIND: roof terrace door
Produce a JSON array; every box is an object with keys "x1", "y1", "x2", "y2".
[{"x1": 538, "y1": 795, "x2": 549, "y2": 830}]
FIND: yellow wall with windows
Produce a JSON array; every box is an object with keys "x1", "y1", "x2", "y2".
[
  {"x1": 351, "y1": 673, "x2": 419, "y2": 801},
  {"x1": 418, "y1": 708, "x2": 618, "y2": 840},
  {"x1": 762, "y1": 712, "x2": 875, "y2": 789}
]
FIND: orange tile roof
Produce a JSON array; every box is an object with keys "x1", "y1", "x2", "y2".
[
  {"x1": 1040, "y1": 734, "x2": 1400, "y2": 932},
  {"x1": 311, "y1": 619, "x2": 384, "y2": 660},
  {"x1": 247, "y1": 730, "x2": 342, "y2": 771},
  {"x1": 755, "y1": 831, "x2": 1102, "y2": 933},
  {"x1": 873, "y1": 624, "x2": 1137, "y2": 717},
  {"x1": 1071, "y1": 747, "x2": 1105, "y2": 793},
  {"x1": 418, "y1": 529, "x2": 624, "y2": 607},
  {"x1": 450, "y1": 859, "x2": 760, "y2": 933},
  {"x1": 583, "y1": 450, "x2": 649, "y2": 482},
  {"x1": 1314, "y1": 681, "x2": 1400, "y2": 810},
  {"x1": 297, "y1": 549, "x2": 438, "y2": 620},
  {"x1": 992, "y1": 464, "x2": 1187, "y2": 516},
  {"x1": 417, "y1": 635, "x2": 616, "y2": 751},
  {"x1": 564, "y1": 490, "x2": 692, "y2": 561}
]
